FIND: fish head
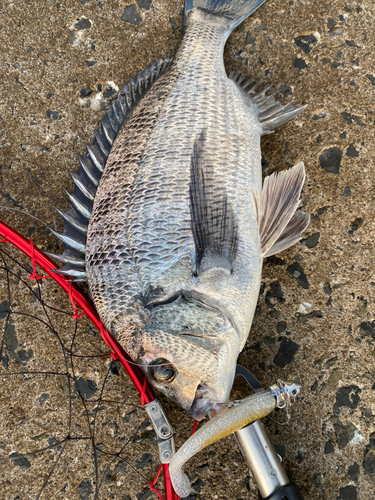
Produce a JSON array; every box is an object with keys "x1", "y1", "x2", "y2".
[{"x1": 141, "y1": 321, "x2": 240, "y2": 420}]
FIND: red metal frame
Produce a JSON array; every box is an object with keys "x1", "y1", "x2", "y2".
[{"x1": 0, "y1": 221, "x2": 179, "y2": 500}]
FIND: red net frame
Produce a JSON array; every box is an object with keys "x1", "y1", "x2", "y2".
[{"x1": 0, "y1": 220, "x2": 179, "y2": 500}]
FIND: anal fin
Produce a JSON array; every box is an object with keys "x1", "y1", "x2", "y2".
[{"x1": 255, "y1": 162, "x2": 310, "y2": 258}]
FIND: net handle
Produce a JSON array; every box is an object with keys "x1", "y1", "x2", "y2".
[{"x1": 0, "y1": 221, "x2": 179, "y2": 500}]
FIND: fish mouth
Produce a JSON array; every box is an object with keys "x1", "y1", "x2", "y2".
[{"x1": 189, "y1": 384, "x2": 227, "y2": 421}]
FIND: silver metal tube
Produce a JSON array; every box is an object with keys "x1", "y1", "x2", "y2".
[{"x1": 235, "y1": 420, "x2": 289, "y2": 498}]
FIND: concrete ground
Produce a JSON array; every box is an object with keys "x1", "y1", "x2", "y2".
[{"x1": 0, "y1": 0, "x2": 374, "y2": 499}]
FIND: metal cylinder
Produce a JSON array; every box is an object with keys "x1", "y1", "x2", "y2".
[{"x1": 235, "y1": 420, "x2": 289, "y2": 498}]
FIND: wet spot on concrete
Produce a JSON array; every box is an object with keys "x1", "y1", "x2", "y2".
[
  {"x1": 75, "y1": 18, "x2": 92, "y2": 30},
  {"x1": 38, "y1": 393, "x2": 50, "y2": 405},
  {"x1": 339, "y1": 485, "x2": 357, "y2": 500},
  {"x1": 273, "y1": 337, "x2": 299, "y2": 368},
  {"x1": 250, "y1": 336, "x2": 275, "y2": 352},
  {"x1": 87, "y1": 326, "x2": 96, "y2": 336},
  {"x1": 359, "y1": 321, "x2": 375, "y2": 339},
  {"x1": 363, "y1": 433, "x2": 375, "y2": 476},
  {"x1": 0, "y1": 300, "x2": 10, "y2": 319},
  {"x1": 295, "y1": 450, "x2": 304, "y2": 463},
  {"x1": 266, "y1": 255, "x2": 286, "y2": 266},
  {"x1": 311, "y1": 380, "x2": 319, "y2": 393},
  {"x1": 321, "y1": 57, "x2": 331, "y2": 65},
  {"x1": 195, "y1": 463, "x2": 209, "y2": 475},
  {"x1": 327, "y1": 368, "x2": 342, "y2": 386},
  {"x1": 348, "y1": 217, "x2": 363, "y2": 235},
  {"x1": 170, "y1": 17, "x2": 180, "y2": 33},
  {"x1": 319, "y1": 147, "x2": 342, "y2": 174},
  {"x1": 313, "y1": 113, "x2": 327, "y2": 120},
  {"x1": 293, "y1": 58, "x2": 307, "y2": 70},
  {"x1": 341, "y1": 112, "x2": 364, "y2": 126},
  {"x1": 122, "y1": 5, "x2": 142, "y2": 25},
  {"x1": 277, "y1": 321, "x2": 287, "y2": 333},
  {"x1": 334, "y1": 421, "x2": 358, "y2": 449},
  {"x1": 345, "y1": 40, "x2": 360, "y2": 48},
  {"x1": 9, "y1": 452, "x2": 31, "y2": 470},
  {"x1": 270, "y1": 281, "x2": 284, "y2": 300},
  {"x1": 137, "y1": 0, "x2": 152, "y2": 9},
  {"x1": 246, "y1": 32, "x2": 255, "y2": 45},
  {"x1": 113, "y1": 461, "x2": 127, "y2": 476},
  {"x1": 346, "y1": 144, "x2": 359, "y2": 158},
  {"x1": 294, "y1": 34, "x2": 317, "y2": 54},
  {"x1": 133, "y1": 427, "x2": 156, "y2": 443},
  {"x1": 74, "y1": 377, "x2": 98, "y2": 400},
  {"x1": 136, "y1": 487, "x2": 152, "y2": 500},
  {"x1": 327, "y1": 17, "x2": 336, "y2": 29},
  {"x1": 334, "y1": 386, "x2": 361, "y2": 414},
  {"x1": 80, "y1": 88, "x2": 92, "y2": 98},
  {"x1": 302, "y1": 232, "x2": 320, "y2": 248},
  {"x1": 327, "y1": 357, "x2": 339, "y2": 367},
  {"x1": 110, "y1": 359, "x2": 121, "y2": 376},
  {"x1": 265, "y1": 281, "x2": 285, "y2": 318},
  {"x1": 192, "y1": 478, "x2": 205, "y2": 493},
  {"x1": 261, "y1": 155, "x2": 269, "y2": 171},
  {"x1": 347, "y1": 462, "x2": 360, "y2": 482},
  {"x1": 2, "y1": 353, "x2": 8, "y2": 368},
  {"x1": 287, "y1": 262, "x2": 309, "y2": 289},
  {"x1": 329, "y1": 26, "x2": 345, "y2": 36},
  {"x1": 297, "y1": 310, "x2": 323, "y2": 323},
  {"x1": 274, "y1": 443, "x2": 286, "y2": 458},
  {"x1": 136, "y1": 453, "x2": 153, "y2": 469},
  {"x1": 46, "y1": 110, "x2": 62, "y2": 121},
  {"x1": 78, "y1": 478, "x2": 94, "y2": 500},
  {"x1": 4, "y1": 316, "x2": 34, "y2": 366},
  {"x1": 313, "y1": 473, "x2": 324, "y2": 495},
  {"x1": 278, "y1": 84, "x2": 292, "y2": 97},
  {"x1": 324, "y1": 441, "x2": 334, "y2": 454},
  {"x1": 364, "y1": 449, "x2": 375, "y2": 475}
]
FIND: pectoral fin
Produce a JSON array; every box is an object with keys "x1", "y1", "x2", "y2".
[
  {"x1": 255, "y1": 162, "x2": 310, "y2": 258},
  {"x1": 189, "y1": 131, "x2": 238, "y2": 275}
]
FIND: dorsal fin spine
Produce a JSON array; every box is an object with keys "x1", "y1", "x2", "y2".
[
  {"x1": 94, "y1": 128, "x2": 111, "y2": 156},
  {"x1": 77, "y1": 155, "x2": 100, "y2": 186},
  {"x1": 50, "y1": 57, "x2": 172, "y2": 280}
]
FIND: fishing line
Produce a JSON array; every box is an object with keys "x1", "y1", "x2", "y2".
[{"x1": 0, "y1": 206, "x2": 51, "y2": 228}]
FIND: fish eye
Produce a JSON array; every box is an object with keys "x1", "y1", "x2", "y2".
[{"x1": 149, "y1": 358, "x2": 176, "y2": 385}]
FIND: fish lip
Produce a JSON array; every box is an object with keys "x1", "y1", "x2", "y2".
[
  {"x1": 189, "y1": 384, "x2": 218, "y2": 420},
  {"x1": 189, "y1": 398, "x2": 213, "y2": 421}
]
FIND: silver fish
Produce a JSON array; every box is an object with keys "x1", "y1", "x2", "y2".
[{"x1": 50, "y1": 0, "x2": 309, "y2": 420}]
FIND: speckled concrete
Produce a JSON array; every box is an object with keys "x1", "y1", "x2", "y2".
[{"x1": 0, "y1": 1, "x2": 375, "y2": 499}]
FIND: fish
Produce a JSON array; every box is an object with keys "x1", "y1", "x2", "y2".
[{"x1": 49, "y1": 0, "x2": 310, "y2": 421}]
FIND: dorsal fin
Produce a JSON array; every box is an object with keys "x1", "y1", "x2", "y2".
[
  {"x1": 49, "y1": 57, "x2": 172, "y2": 281},
  {"x1": 253, "y1": 162, "x2": 310, "y2": 258},
  {"x1": 229, "y1": 71, "x2": 307, "y2": 133}
]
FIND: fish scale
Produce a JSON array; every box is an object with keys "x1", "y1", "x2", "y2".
[{"x1": 52, "y1": 0, "x2": 309, "y2": 419}]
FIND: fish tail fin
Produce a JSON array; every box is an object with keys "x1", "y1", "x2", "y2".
[{"x1": 185, "y1": 0, "x2": 267, "y2": 31}]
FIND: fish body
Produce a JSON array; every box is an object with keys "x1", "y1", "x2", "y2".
[{"x1": 52, "y1": 0, "x2": 309, "y2": 420}]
